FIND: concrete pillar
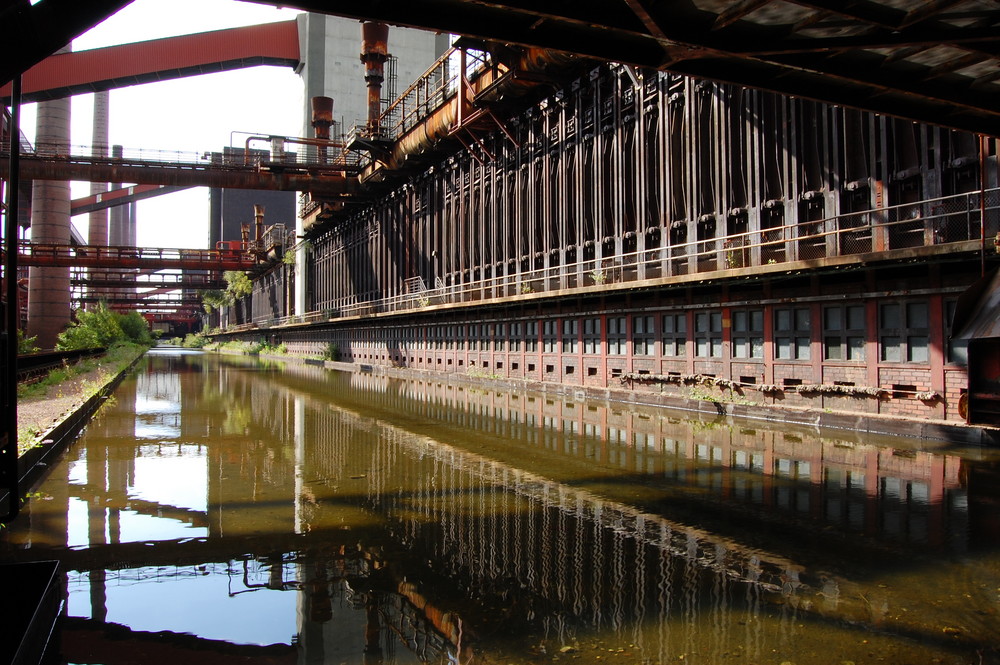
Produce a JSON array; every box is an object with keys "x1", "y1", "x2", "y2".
[
  {"x1": 87, "y1": 91, "x2": 110, "y2": 307},
  {"x1": 108, "y1": 145, "x2": 125, "y2": 246},
  {"x1": 87, "y1": 91, "x2": 110, "y2": 246},
  {"x1": 27, "y1": 55, "x2": 71, "y2": 349},
  {"x1": 127, "y1": 201, "x2": 137, "y2": 247}
]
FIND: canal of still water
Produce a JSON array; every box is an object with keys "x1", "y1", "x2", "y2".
[{"x1": 3, "y1": 348, "x2": 1000, "y2": 664}]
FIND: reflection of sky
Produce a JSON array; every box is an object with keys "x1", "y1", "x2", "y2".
[
  {"x1": 67, "y1": 563, "x2": 298, "y2": 647},
  {"x1": 66, "y1": 447, "x2": 209, "y2": 546},
  {"x1": 135, "y1": 371, "x2": 182, "y2": 440},
  {"x1": 132, "y1": 446, "x2": 207, "y2": 512}
]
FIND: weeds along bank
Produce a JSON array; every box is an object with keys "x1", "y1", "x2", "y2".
[{"x1": 17, "y1": 304, "x2": 157, "y2": 454}]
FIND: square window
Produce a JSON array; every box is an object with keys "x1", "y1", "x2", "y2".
[
  {"x1": 907, "y1": 302, "x2": 929, "y2": 328},
  {"x1": 825, "y1": 337, "x2": 842, "y2": 360},
  {"x1": 881, "y1": 304, "x2": 901, "y2": 329},
  {"x1": 824, "y1": 307, "x2": 842, "y2": 331},
  {"x1": 908, "y1": 336, "x2": 929, "y2": 362},
  {"x1": 795, "y1": 308, "x2": 811, "y2": 331},
  {"x1": 848, "y1": 336, "x2": 865, "y2": 360},
  {"x1": 847, "y1": 305, "x2": 865, "y2": 330},
  {"x1": 881, "y1": 336, "x2": 902, "y2": 362}
]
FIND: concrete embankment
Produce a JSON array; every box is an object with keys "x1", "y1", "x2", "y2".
[{"x1": 215, "y1": 348, "x2": 1000, "y2": 447}]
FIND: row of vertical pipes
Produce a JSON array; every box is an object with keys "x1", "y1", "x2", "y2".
[{"x1": 304, "y1": 63, "x2": 995, "y2": 315}]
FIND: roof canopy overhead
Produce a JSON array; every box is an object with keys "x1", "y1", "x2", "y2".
[
  {"x1": 251, "y1": 0, "x2": 1000, "y2": 136},
  {"x1": 3, "y1": 0, "x2": 1000, "y2": 135}
]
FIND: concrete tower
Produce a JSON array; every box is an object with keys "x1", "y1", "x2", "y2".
[
  {"x1": 292, "y1": 14, "x2": 446, "y2": 315},
  {"x1": 87, "y1": 91, "x2": 110, "y2": 247},
  {"x1": 26, "y1": 46, "x2": 71, "y2": 349},
  {"x1": 87, "y1": 91, "x2": 110, "y2": 307}
]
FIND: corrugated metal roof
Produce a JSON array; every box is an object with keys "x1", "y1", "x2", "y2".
[{"x1": 251, "y1": 0, "x2": 1000, "y2": 135}]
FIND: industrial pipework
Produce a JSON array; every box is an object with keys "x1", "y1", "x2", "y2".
[
  {"x1": 311, "y1": 95, "x2": 334, "y2": 163},
  {"x1": 360, "y1": 22, "x2": 389, "y2": 136}
]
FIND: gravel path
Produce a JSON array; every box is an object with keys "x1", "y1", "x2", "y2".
[{"x1": 17, "y1": 372, "x2": 102, "y2": 450}]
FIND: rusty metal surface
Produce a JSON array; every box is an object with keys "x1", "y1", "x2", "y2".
[
  {"x1": 71, "y1": 184, "x2": 190, "y2": 216},
  {"x1": 0, "y1": 20, "x2": 301, "y2": 103},
  {"x1": 0, "y1": 151, "x2": 362, "y2": 196},
  {"x1": 16, "y1": 242, "x2": 258, "y2": 271},
  {"x1": 361, "y1": 22, "x2": 390, "y2": 132},
  {"x1": 0, "y1": 0, "x2": 132, "y2": 89},
  {"x1": 70, "y1": 271, "x2": 226, "y2": 290}
]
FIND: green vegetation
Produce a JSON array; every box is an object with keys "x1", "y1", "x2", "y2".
[
  {"x1": 18, "y1": 341, "x2": 147, "y2": 401},
  {"x1": 56, "y1": 302, "x2": 154, "y2": 350},
  {"x1": 467, "y1": 366, "x2": 503, "y2": 380},
  {"x1": 182, "y1": 332, "x2": 209, "y2": 348},
  {"x1": 201, "y1": 271, "x2": 253, "y2": 313},
  {"x1": 17, "y1": 340, "x2": 144, "y2": 453},
  {"x1": 322, "y1": 342, "x2": 340, "y2": 361},
  {"x1": 18, "y1": 329, "x2": 39, "y2": 354}
]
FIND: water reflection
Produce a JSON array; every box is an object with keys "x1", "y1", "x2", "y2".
[{"x1": 3, "y1": 349, "x2": 999, "y2": 665}]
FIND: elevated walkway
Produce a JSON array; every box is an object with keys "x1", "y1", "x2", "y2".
[
  {"x1": 0, "y1": 141, "x2": 363, "y2": 196},
  {"x1": 16, "y1": 242, "x2": 257, "y2": 271}
]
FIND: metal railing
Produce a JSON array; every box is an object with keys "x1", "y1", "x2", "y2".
[
  {"x1": 347, "y1": 46, "x2": 494, "y2": 156},
  {"x1": 13, "y1": 137, "x2": 364, "y2": 174},
  {"x1": 231, "y1": 187, "x2": 1000, "y2": 332},
  {"x1": 17, "y1": 242, "x2": 258, "y2": 270}
]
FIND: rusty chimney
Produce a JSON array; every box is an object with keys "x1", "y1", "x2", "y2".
[
  {"x1": 254, "y1": 204, "x2": 265, "y2": 248},
  {"x1": 311, "y1": 95, "x2": 334, "y2": 163},
  {"x1": 360, "y1": 21, "x2": 389, "y2": 135}
]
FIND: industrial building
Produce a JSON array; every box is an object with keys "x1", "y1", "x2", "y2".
[
  {"x1": 4, "y1": 0, "x2": 1000, "y2": 439},
  {"x1": 216, "y1": 24, "x2": 1000, "y2": 428}
]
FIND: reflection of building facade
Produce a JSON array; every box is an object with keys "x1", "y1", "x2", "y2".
[{"x1": 5, "y1": 352, "x2": 996, "y2": 665}]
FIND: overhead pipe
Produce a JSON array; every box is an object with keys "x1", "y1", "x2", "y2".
[{"x1": 360, "y1": 22, "x2": 389, "y2": 135}]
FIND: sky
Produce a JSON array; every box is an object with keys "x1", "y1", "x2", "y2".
[{"x1": 20, "y1": 0, "x2": 306, "y2": 249}]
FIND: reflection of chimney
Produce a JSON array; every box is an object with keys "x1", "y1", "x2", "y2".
[
  {"x1": 360, "y1": 22, "x2": 389, "y2": 134},
  {"x1": 311, "y1": 96, "x2": 333, "y2": 162}
]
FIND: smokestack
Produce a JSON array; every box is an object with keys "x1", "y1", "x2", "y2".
[
  {"x1": 311, "y1": 96, "x2": 334, "y2": 162},
  {"x1": 254, "y1": 204, "x2": 265, "y2": 248},
  {"x1": 360, "y1": 22, "x2": 389, "y2": 135}
]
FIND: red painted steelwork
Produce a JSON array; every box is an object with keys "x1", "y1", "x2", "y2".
[
  {"x1": 0, "y1": 21, "x2": 301, "y2": 103},
  {"x1": 17, "y1": 243, "x2": 257, "y2": 271},
  {"x1": 71, "y1": 184, "x2": 190, "y2": 216}
]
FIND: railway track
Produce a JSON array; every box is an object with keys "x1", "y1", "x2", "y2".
[{"x1": 17, "y1": 348, "x2": 106, "y2": 384}]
